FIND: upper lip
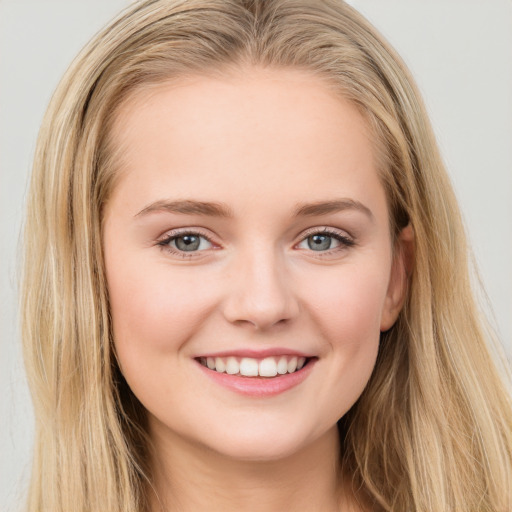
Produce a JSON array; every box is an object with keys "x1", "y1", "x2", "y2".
[{"x1": 195, "y1": 348, "x2": 316, "y2": 359}]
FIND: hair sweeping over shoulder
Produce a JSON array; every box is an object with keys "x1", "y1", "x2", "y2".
[{"x1": 21, "y1": 0, "x2": 512, "y2": 511}]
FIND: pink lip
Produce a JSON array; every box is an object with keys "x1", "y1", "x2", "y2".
[
  {"x1": 195, "y1": 348, "x2": 315, "y2": 359},
  {"x1": 194, "y1": 357, "x2": 317, "y2": 397}
]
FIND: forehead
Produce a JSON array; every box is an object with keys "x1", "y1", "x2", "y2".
[{"x1": 106, "y1": 67, "x2": 387, "y2": 223}]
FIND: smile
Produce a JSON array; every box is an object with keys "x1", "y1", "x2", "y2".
[
  {"x1": 198, "y1": 355, "x2": 308, "y2": 377},
  {"x1": 194, "y1": 352, "x2": 317, "y2": 397}
]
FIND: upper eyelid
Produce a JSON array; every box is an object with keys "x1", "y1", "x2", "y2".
[
  {"x1": 156, "y1": 226, "x2": 354, "y2": 255},
  {"x1": 157, "y1": 227, "x2": 214, "y2": 242},
  {"x1": 157, "y1": 226, "x2": 352, "y2": 242},
  {"x1": 299, "y1": 226, "x2": 353, "y2": 238}
]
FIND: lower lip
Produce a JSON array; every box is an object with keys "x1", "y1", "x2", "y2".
[{"x1": 195, "y1": 359, "x2": 317, "y2": 397}]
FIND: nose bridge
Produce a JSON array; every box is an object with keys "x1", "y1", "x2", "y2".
[{"x1": 222, "y1": 242, "x2": 299, "y2": 330}]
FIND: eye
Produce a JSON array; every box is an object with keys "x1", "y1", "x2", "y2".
[
  {"x1": 296, "y1": 228, "x2": 354, "y2": 252},
  {"x1": 157, "y1": 231, "x2": 214, "y2": 254}
]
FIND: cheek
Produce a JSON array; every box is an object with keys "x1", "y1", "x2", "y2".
[
  {"x1": 303, "y1": 259, "x2": 390, "y2": 343},
  {"x1": 298, "y1": 259, "x2": 390, "y2": 411},
  {"x1": 106, "y1": 259, "x2": 221, "y2": 411},
  {"x1": 106, "y1": 255, "x2": 216, "y2": 359}
]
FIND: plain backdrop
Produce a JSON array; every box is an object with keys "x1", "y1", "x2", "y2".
[{"x1": 1, "y1": 1, "x2": 511, "y2": 510}]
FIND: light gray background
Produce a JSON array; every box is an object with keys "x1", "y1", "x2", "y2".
[{"x1": 1, "y1": 1, "x2": 511, "y2": 510}]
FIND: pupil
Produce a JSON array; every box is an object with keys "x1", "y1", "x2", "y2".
[
  {"x1": 308, "y1": 234, "x2": 331, "y2": 251},
  {"x1": 176, "y1": 235, "x2": 200, "y2": 251}
]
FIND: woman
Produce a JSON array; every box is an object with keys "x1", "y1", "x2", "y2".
[{"x1": 21, "y1": 0, "x2": 512, "y2": 511}]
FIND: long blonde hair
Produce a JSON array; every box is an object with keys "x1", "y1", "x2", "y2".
[{"x1": 21, "y1": 1, "x2": 512, "y2": 511}]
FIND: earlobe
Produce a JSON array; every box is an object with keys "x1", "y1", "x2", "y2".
[{"x1": 380, "y1": 224, "x2": 415, "y2": 332}]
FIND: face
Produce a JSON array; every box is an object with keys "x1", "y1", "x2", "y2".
[{"x1": 103, "y1": 67, "x2": 408, "y2": 461}]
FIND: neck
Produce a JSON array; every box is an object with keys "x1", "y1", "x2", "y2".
[{"x1": 147, "y1": 422, "x2": 356, "y2": 512}]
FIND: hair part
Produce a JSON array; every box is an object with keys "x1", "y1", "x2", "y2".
[{"x1": 22, "y1": 1, "x2": 512, "y2": 511}]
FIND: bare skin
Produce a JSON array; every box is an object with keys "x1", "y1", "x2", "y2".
[
  {"x1": 148, "y1": 420, "x2": 347, "y2": 512},
  {"x1": 104, "y1": 66, "x2": 410, "y2": 511}
]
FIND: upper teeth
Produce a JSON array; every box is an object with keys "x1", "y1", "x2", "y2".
[{"x1": 201, "y1": 356, "x2": 307, "y2": 377}]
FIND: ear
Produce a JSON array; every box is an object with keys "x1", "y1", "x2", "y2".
[{"x1": 380, "y1": 224, "x2": 414, "y2": 332}]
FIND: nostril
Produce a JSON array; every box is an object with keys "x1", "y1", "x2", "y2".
[{"x1": 221, "y1": 274, "x2": 300, "y2": 330}]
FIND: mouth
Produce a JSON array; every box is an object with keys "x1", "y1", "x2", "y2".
[
  {"x1": 194, "y1": 352, "x2": 318, "y2": 397},
  {"x1": 195, "y1": 355, "x2": 315, "y2": 378}
]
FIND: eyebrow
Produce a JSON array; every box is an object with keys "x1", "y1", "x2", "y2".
[
  {"x1": 293, "y1": 199, "x2": 374, "y2": 220},
  {"x1": 135, "y1": 199, "x2": 233, "y2": 218},
  {"x1": 135, "y1": 198, "x2": 374, "y2": 220}
]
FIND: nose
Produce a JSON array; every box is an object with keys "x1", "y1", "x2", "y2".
[{"x1": 221, "y1": 248, "x2": 300, "y2": 331}]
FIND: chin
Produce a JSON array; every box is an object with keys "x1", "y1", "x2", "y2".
[
  {"x1": 196, "y1": 419, "x2": 333, "y2": 463},
  {"x1": 208, "y1": 439, "x2": 307, "y2": 463}
]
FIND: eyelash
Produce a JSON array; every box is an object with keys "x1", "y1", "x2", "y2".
[
  {"x1": 299, "y1": 227, "x2": 356, "y2": 255},
  {"x1": 156, "y1": 227, "x2": 355, "y2": 258},
  {"x1": 157, "y1": 228, "x2": 216, "y2": 259}
]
